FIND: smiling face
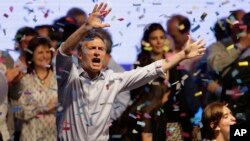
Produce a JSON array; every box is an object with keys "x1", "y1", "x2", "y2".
[
  {"x1": 148, "y1": 29, "x2": 166, "y2": 54},
  {"x1": 78, "y1": 37, "x2": 106, "y2": 76},
  {"x1": 33, "y1": 45, "x2": 52, "y2": 69}
]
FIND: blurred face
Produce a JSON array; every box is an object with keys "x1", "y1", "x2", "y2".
[
  {"x1": 33, "y1": 45, "x2": 52, "y2": 68},
  {"x1": 75, "y1": 15, "x2": 87, "y2": 26},
  {"x1": 148, "y1": 29, "x2": 166, "y2": 54},
  {"x1": 20, "y1": 35, "x2": 35, "y2": 50},
  {"x1": 167, "y1": 19, "x2": 188, "y2": 49},
  {"x1": 78, "y1": 37, "x2": 106, "y2": 74},
  {"x1": 217, "y1": 106, "x2": 236, "y2": 138}
]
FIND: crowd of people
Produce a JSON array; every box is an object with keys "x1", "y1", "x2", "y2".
[{"x1": 0, "y1": 2, "x2": 250, "y2": 141}]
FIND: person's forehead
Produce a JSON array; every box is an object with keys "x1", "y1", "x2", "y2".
[{"x1": 83, "y1": 37, "x2": 106, "y2": 47}]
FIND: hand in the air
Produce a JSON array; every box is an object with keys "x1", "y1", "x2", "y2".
[
  {"x1": 183, "y1": 35, "x2": 206, "y2": 59},
  {"x1": 87, "y1": 3, "x2": 112, "y2": 28}
]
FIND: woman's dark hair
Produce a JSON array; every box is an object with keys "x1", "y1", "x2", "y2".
[
  {"x1": 25, "y1": 37, "x2": 53, "y2": 73},
  {"x1": 136, "y1": 23, "x2": 166, "y2": 67},
  {"x1": 201, "y1": 102, "x2": 225, "y2": 140}
]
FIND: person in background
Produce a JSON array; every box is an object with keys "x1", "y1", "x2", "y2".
[
  {"x1": 55, "y1": 3, "x2": 205, "y2": 141},
  {"x1": 219, "y1": 12, "x2": 250, "y2": 124},
  {"x1": 14, "y1": 26, "x2": 38, "y2": 74},
  {"x1": 66, "y1": 7, "x2": 88, "y2": 26},
  {"x1": 201, "y1": 102, "x2": 236, "y2": 141},
  {"x1": 167, "y1": 14, "x2": 202, "y2": 74},
  {"x1": 11, "y1": 37, "x2": 57, "y2": 141},
  {"x1": 0, "y1": 50, "x2": 21, "y2": 141},
  {"x1": 117, "y1": 23, "x2": 199, "y2": 141}
]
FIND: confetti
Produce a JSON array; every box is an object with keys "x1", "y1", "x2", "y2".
[
  {"x1": 144, "y1": 113, "x2": 151, "y2": 119},
  {"x1": 133, "y1": 3, "x2": 141, "y2": 6},
  {"x1": 152, "y1": 2, "x2": 162, "y2": 5},
  {"x1": 3, "y1": 13, "x2": 8, "y2": 18},
  {"x1": 137, "y1": 121, "x2": 146, "y2": 127},
  {"x1": 238, "y1": 61, "x2": 248, "y2": 66},
  {"x1": 138, "y1": 15, "x2": 144, "y2": 19},
  {"x1": 111, "y1": 16, "x2": 116, "y2": 21},
  {"x1": 235, "y1": 113, "x2": 247, "y2": 121},
  {"x1": 128, "y1": 113, "x2": 137, "y2": 119},
  {"x1": 9, "y1": 6, "x2": 14, "y2": 12},
  {"x1": 191, "y1": 24, "x2": 200, "y2": 32},
  {"x1": 3, "y1": 29, "x2": 6, "y2": 36},
  {"x1": 226, "y1": 44, "x2": 234, "y2": 50},
  {"x1": 24, "y1": 48, "x2": 33, "y2": 54},
  {"x1": 132, "y1": 129, "x2": 138, "y2": 134},
  {"x1": 44, "y1": 10, "x2": 49, "y2": 18},
  {"x1": 236, "y1": 79, "x2": 242, "y2": 84},
  {"x1": 181, "y1": 74, "x2": 189, "y2": 81},
  {"x1": 62, "y1": 127, "x2": 70, "y2": 131},
  {"x1": 195, "y1": 91, "x2": 202, "y2": 97},
  {"x1": 143, "y1": 46, "x2": 152, "y2": 51},
  {"x1": 112, "y1": 43, "x2": 121, "y2": 48},
  {"x1": 231, "y1": 69, "x2": 239, "y2": 77},
  {"x1": 117, "y1": 18, "x2": 124, "y2": 21},
  {"x1": 57, "y1": 105, "x2": 64, "y2": 112},
  {"x1": 91, "y1": 111, "x2": 100, "y2": 115},
  {"x1": 193, "y1": 69, "x2": 201, "y2": 76},
  {"x1": 200, "y1": 12, "x2": 208, "y2": 21},
  {"x1": 86, "y1": 118, "x2": 93, "y2": 126},
  {"x1": 206, "y1": 1, "x2": 215, "y2": 5},
  {"x1": 126, "y1": 22, "x2": 131, "y2": 27},
  {"x1": 118, "y1": 31, "x2": 123, "y2": 36},
  {"x1": 240, "y1": 86, "x2": 248, "y2": 93},
  {"x1": 23, "y1": 91, "x2": 32, "y2": 95},
  {"x1": 111, "y1": 134, "x2": 122, "y2": 138},
  {"x1": 157, "y1": 110, "x2": 161, "y2": 116}
]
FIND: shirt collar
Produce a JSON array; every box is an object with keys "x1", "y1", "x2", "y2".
[{"x1": 78, "y1": 67, "x2": 106, "y2": 80}]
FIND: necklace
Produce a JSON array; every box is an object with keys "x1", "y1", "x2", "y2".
[{"x1": 36, "y1": 69, "x2": 50, "y2": 84}]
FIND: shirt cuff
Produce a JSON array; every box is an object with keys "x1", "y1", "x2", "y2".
[{"x1": 155, "y1": 60, "x2": 165, "y2": 75}]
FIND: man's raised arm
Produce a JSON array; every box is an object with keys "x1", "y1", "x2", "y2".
[
  {"x1": 61, "y1": 3, "x2": 111, "y2": 55},
  {"x1": 162, "y1": 36, "x2": 205, "y2": 72}
]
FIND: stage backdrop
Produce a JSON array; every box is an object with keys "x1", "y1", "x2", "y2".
[{"x1": 0, "y1": 0, "x2": 249, "y2": 69}]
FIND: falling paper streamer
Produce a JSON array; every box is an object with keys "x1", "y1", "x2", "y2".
[
  {"x1": 226, "y1": 44, "x2": 234, "y2": 50},
  {"x1": 137, "y1": 121, "x2": 146, "y2": 127},
  {"x1": 129, "y1": 113, "x2": 137, "y2": 119},
  {"x1": 111, "y1": 135, "x2": 122, "y2": 138},
  {"x1": 144, "y1": 113, "x2": 151, "y2": 119},
  {"x1": 200, "y1": 12, "x2": 208, "y2": 20},
  {"x1": 231, "y1": 69, "x2": 239, "y2": 77},
  {"x1": 126, "y1": 22, "x2": 131, "y2": 27},
  {"x1": 238, "y1": 61, "x2": 249, "y2": 66},
  {"x1": 132, "y1": 129, "x2": 138, "y2": 134},
  {"x1": 24, "y1": 48, "x2": 33, "y2": 54},
  {"x1": 195, "y1": 91, "x2": 202, "y2": 97},
  {"x1": 191, "y1": 24, "x2": 200, "y2": 32}
]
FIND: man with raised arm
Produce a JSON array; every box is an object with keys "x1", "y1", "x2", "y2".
[{"x1": 56, "y1": 3, "x2": 205, "y2": 141}]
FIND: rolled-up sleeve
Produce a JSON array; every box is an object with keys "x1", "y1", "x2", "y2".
[{"x1": 116, "y1": 60, "x2": 164, "y2": 92}]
